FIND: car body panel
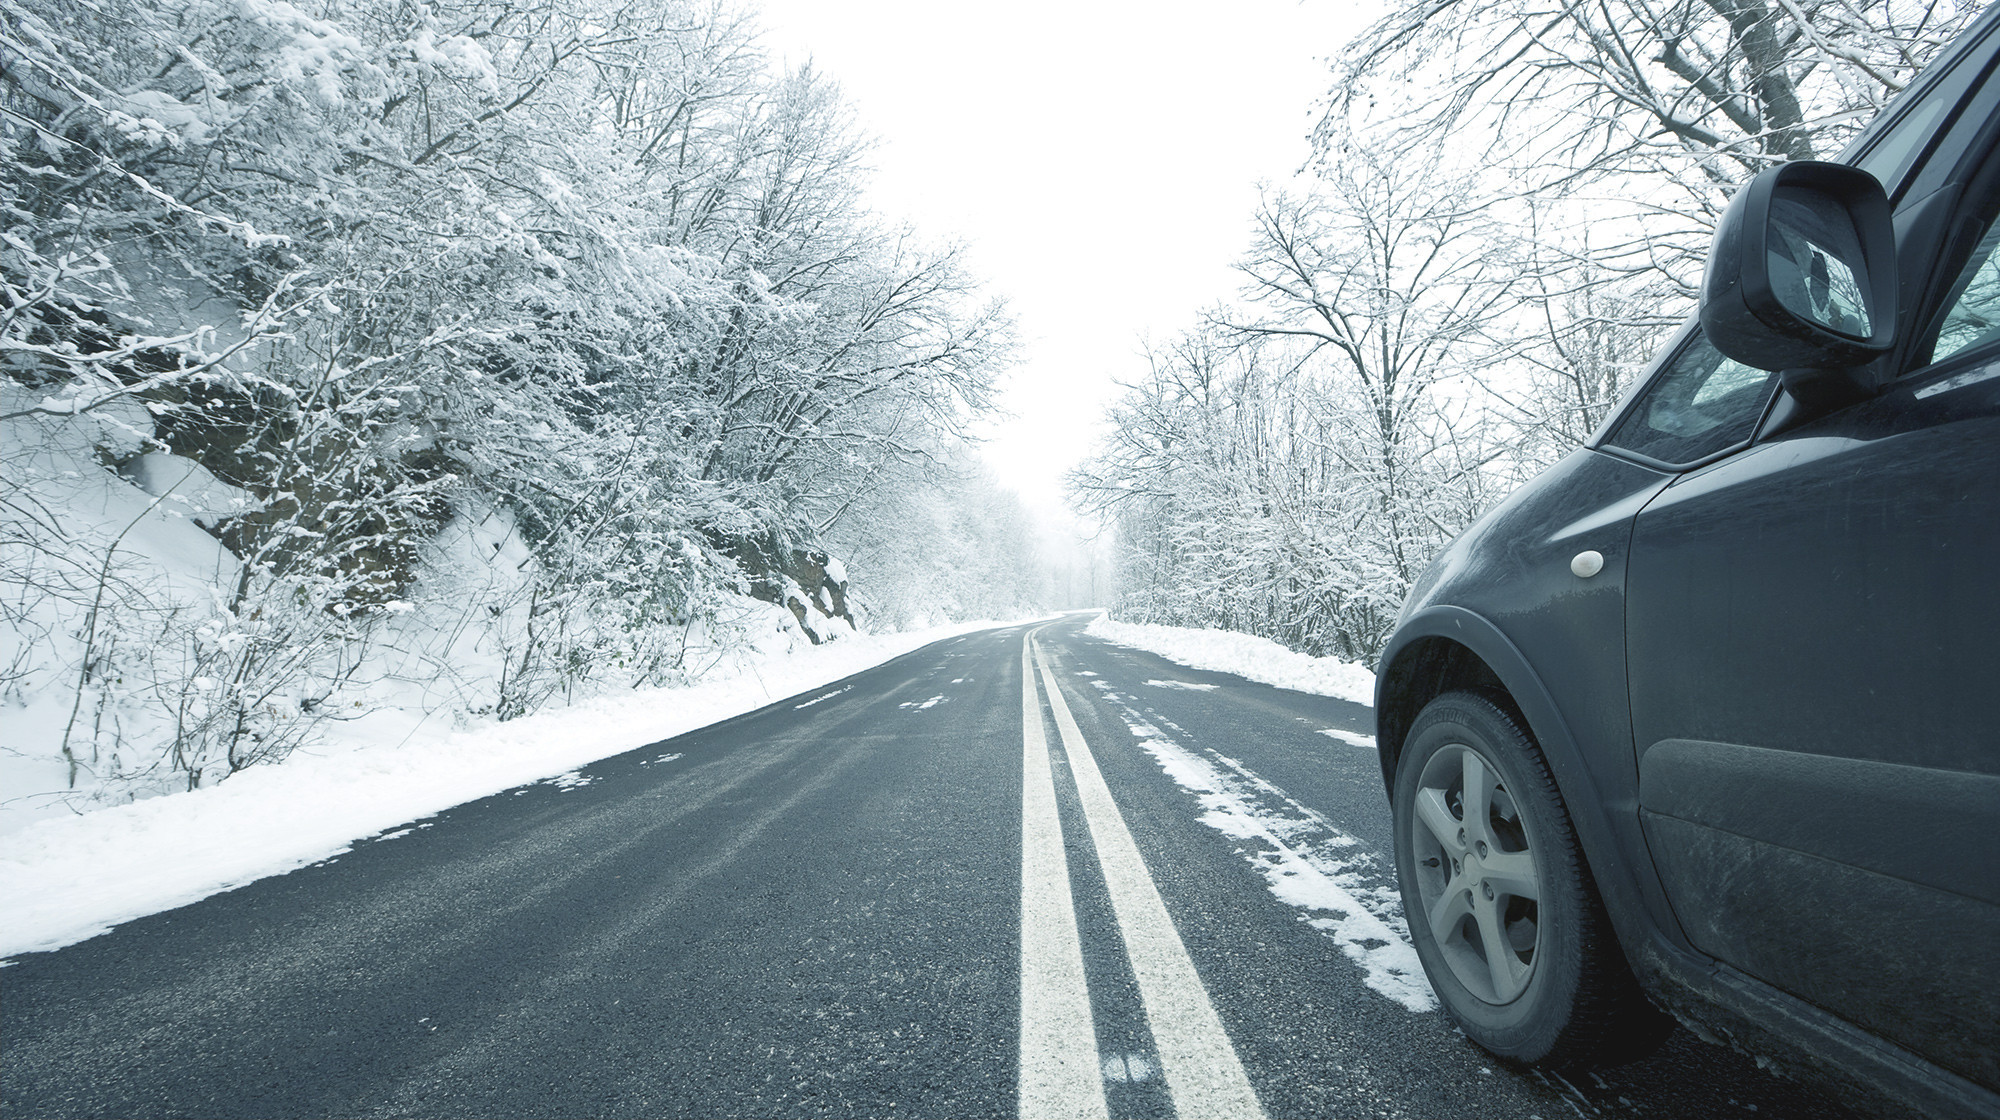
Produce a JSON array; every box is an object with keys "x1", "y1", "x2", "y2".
[
  {"x1": 1374, "y1": 8, "x2": 2000, "y2": 1113},
  {"x1": 1378, "y1": 449, "x2": 1677, "y2": 947},
  {"x1": 1628, "y1": 355, "x2": 2000, "y2": 1088}
]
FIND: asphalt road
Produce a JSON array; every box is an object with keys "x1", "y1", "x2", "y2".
[{"x1": 2, "y1": 614, "x2": 1864, "y2": 1119}]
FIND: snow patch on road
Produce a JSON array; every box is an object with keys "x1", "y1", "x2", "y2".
[
  {"x1": 1087, "y1": 617, "x2": 1375, "y2": 706},
  {"x1": 794, "y1": 686, "x2": 852, "y2": 709},
  {"x1": 1318, "y1": 729, "x2": 1377, "y2": 749},
  {"x1": 1101, "y1": 1054, "x2": 1157, "y2": 1083},
  {"x1": 543, "y1": 770, "x2": 594, "y2": 791},
  {"x1": 1106, "y1": 707, "x2": 1433, "y2": 1012},
  {"x1": 1144, "y1": 679, "x2": 1219, "y2": 692}
]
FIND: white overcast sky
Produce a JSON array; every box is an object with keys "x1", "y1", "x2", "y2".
[{"x1": 752, "y1": 0, "x2": 1373, "y2": 513}]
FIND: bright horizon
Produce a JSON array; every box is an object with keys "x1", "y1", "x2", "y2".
[{"x1": 752, "y1": 0, "x2": 1374, "y2": 516}]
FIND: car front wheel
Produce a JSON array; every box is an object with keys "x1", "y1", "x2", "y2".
[{"x1": 1393, "y1": 691, "x2": 1668, "y2": 1067}]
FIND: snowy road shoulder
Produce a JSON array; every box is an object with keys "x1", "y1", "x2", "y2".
[
  {"x1": 1084, "y1": 617, "x2": 1376, "y2": 706},
  {"x1": 0, "y1": 619, "x2": 1020, "y2": 960},
  {"x1": 1087, "y1": 680, "x2": 1433, "y2": 1013}
]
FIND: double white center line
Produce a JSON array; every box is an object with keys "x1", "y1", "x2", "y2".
[{"x1": 1018, "y1": 631, "x2": 1266, "y2": 1120}]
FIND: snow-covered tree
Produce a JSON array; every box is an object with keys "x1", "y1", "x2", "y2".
[{"x1": 1, "y1": 0, "x2": 1018, "y2": 795}]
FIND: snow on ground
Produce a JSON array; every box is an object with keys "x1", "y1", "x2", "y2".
[
  {"x1": 1141, "y1": 729, "x2": 1434, "y2": 1012},
  {"x1": 0, "y1": 618, "x2": 1025, "y2": 960},
  {"x1": 1091, "y1": 678, "x2": 1433, "y2": 1012},
  {"x1": 1086, "y1": 617, "x2": 1377, "y2": 706}
]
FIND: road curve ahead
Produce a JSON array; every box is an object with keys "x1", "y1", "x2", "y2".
[{"x1": 3, "y1": 614, "x2": 1861, "y2": 1119}]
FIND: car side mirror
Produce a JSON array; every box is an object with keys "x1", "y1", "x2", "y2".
[{"x1": 1700, "y1": 161, "x2": 1897, "y2": 411}]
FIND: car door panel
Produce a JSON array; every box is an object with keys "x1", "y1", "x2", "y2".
[
  {"x1": 1642, "y1": 805, "x2": 1998, "y2": 1086},
  {"x1": 1641, "y1": 736, "x2": 2000, "y2": 1091},
  {"x1": 1641, "y1": 739, "x2": 2000, "y2": 903},
  {"x1": 1627, "y1": 365, "x2": 2000, "y2": 1088}
]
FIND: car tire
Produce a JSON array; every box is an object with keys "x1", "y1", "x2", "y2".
[{"x1": 1393, "y1": 691, "x2": 1669, "y2": 1068}]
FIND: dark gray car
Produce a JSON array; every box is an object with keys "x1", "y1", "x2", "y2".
[{"x1": 1374, "y1": 10, "x2": 2000, "y2": 1118}]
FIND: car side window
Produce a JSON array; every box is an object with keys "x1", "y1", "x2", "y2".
[
  {"x1": 1852, "y1": 95, "x2": 1952, "y2": 201},
  {"x1": 1603, "y1": 335, "x2": 1779, "y2": 466},
  {"x1": 1901, "y1": 39, "x2": 2000, "y2": 204},
  {"x1": 1909, "y1": 99, "x2": 2000, "y2": 369},
  {"x1": 1927, "y1": 220, "x2": 2000, "y2": 363}
]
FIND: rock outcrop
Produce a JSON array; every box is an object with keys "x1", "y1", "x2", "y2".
[{"x1": 724, "y1": 531, "x2": 854, "y2": 644}]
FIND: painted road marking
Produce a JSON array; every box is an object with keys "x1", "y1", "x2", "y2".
[
  {"x1": 1019, "y1": 635, "x2": 1109, "y2": 1120},
  {"x1": 1032, "y1": 638, "x2": 1267, "y2": 1120}
]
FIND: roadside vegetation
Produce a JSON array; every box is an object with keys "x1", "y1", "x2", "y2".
[{"x1": 1, "y1": 0, "x2": 1037, "y2": 806}]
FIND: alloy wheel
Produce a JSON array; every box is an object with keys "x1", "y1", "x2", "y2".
[{"x1": 1409, "y1": 742, "x2": 1543, "y2": 1004}]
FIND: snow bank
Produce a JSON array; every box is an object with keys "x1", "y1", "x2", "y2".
[
  {"x1": 0, "y1": 617, "x2": 1019, "y2": 960},
  {"x1": 1085, "y1": 617, "x2": 1377, "y2": 706}
]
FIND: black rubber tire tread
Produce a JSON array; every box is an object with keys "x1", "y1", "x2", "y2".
[{"x1": 1395, "y1": 690, "x2": 1671, "y2": 1070}]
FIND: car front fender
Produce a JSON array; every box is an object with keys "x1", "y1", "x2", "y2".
[{"x1": 1376, "y1": 604, "x2": 1690, "y2": 978}]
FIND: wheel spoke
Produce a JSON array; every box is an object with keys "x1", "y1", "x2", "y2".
[
  {"x1": 1414, "y1": 786, "x2": 1466, "y2": 855},
  {"x1": 1474, "y1": 892, "x2": 1530, "y2": 1002},
  {"x1": 1460, "y1": 749, "x2": 1495, "y2": 847},
  {"x1": 1427, "y1": 882, "x2": 1474, "y2": 948},
  {"x1": 1483, "y1": 849, "x2": 1540, "y2": 902}
]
